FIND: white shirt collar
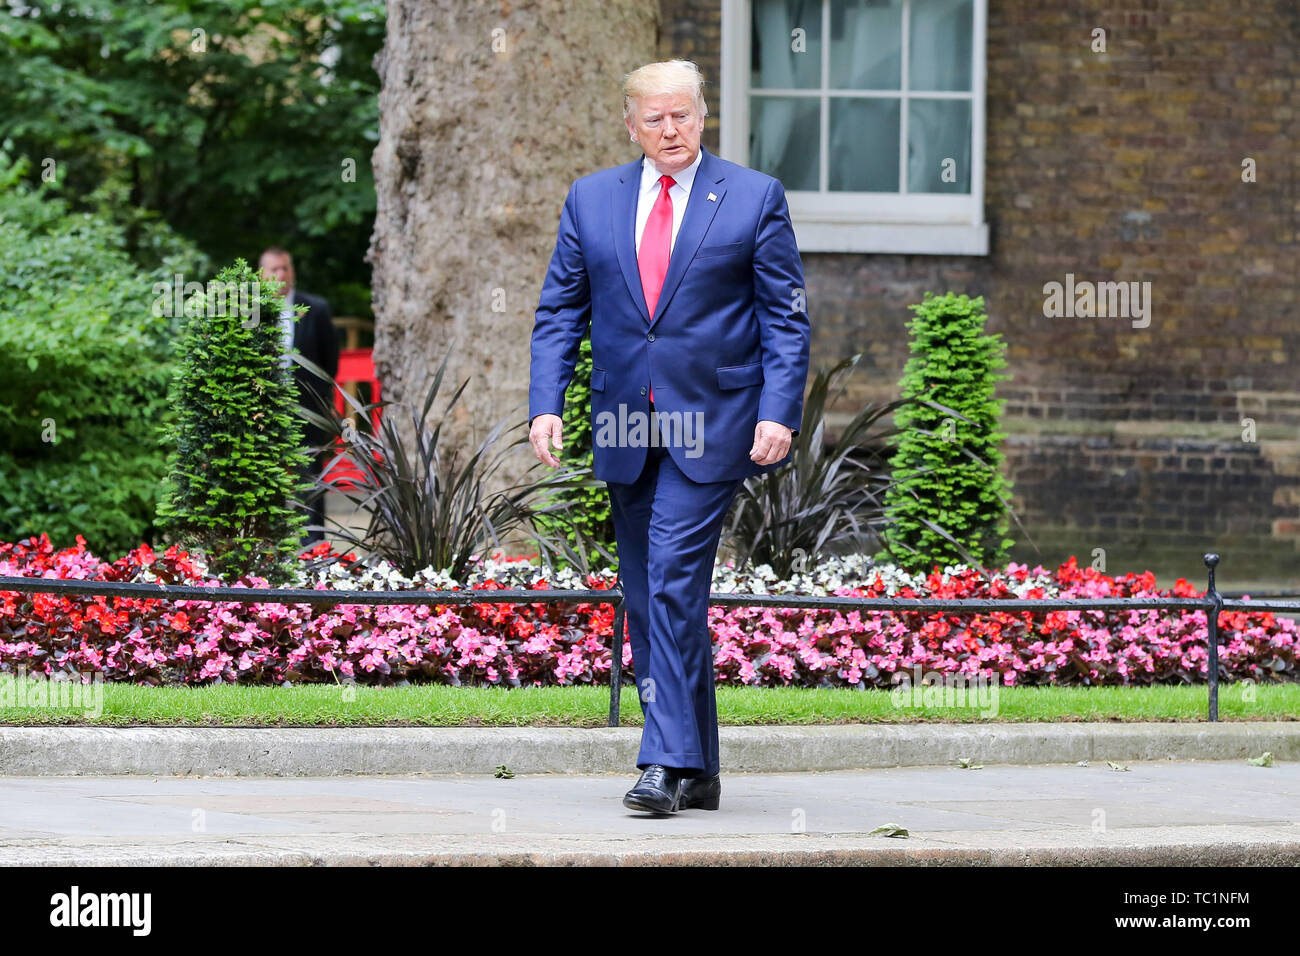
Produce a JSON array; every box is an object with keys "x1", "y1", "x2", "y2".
[{"x1": 640, "y1": 147, "x2": 703, "y2": 196}]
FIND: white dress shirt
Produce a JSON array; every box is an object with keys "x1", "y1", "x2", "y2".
[
  {"x1": 278, "y1": 289, "x2": 296, "y2": 369},
  {"x1": 634, "y1": 147, "x2": 703, "y2": 255}
]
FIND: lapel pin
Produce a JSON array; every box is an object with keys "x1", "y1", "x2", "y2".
[{"x1": 707, "y1": 192, "x2": 717, "y2": 202}]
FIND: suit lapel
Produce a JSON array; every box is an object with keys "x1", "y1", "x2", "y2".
[
  {"x1": 649, "y1": 147, "x2": 726, "y2": 328},
  {"x1": 613, "y1": 157, "x2": 651, "y2": 324}
]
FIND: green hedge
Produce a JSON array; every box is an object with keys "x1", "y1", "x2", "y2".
[
  {"x1": 542, "y1": 336, "x2": 615, "y2": 564},
  {"x1": 155, "y1": 259, "x2": 309, "y2": 583},
  {"x1": 0, "y1": 155, "x2": 206, "y2": 555},
  {"x1": 878, "y1": 292, "x2": 1014, "y2": 572}
]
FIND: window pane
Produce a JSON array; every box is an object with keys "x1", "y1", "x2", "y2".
[
  {"x1": 751, "y1": 0, "x2": 822, "y2": 89},
  {"x1": 829, "y1": 0, "x2": 903, "y2": 90},
  {"x1": 909, "y1": 0, "x2": 973, "y2": 91},
  {"x1": 750, "y1": 96, "x2": 821, "y2": 190},
  {"x1": 828, "y1": 97, "x2": 900, "y2": 191},
  {"x1": 907, "y1": 98, "x2": 971, "y2": 192}
]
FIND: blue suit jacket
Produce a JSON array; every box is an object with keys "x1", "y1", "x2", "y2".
[{"x1": 529, "y1": 146, "x2": 811, "y2": 485}]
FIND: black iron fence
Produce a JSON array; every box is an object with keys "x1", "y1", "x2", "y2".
[{"x1": 0, "y1": 553, "x2": 1293, "y2": 725}]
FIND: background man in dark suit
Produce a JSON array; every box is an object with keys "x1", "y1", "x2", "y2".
[
  {"x1": 258, "y1": 246, "x2": 340, "y2": 545},
  {"x1": 528, "y1": 59, "x2": 810, "y2": 814}
]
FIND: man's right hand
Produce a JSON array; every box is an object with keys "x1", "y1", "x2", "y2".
[{"x1": 529, "y1": 414, "x2": 564, "y2": 467}]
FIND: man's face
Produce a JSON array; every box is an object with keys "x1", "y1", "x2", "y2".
[
  {"x1": 259, "y1": 253, "x2": 294, "y2": 296},
  {"x1": 625, "y1": 91, "x2": 705, "y2": 176}
]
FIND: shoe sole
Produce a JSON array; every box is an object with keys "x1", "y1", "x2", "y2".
[{"x1": 622, "y1": 793, "x2": 680, "y2": 813}]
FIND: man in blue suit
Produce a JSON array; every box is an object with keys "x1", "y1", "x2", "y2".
[{"x1": 528, "y1": 59, "x2": 810, "y2": 813}]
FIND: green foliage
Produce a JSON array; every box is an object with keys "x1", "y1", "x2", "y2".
[
  {"x1": 878, "y1": 292, "x2": 1014, "y2": 572},
  {"x1": 0, "y1": 0, "x2": 385, "y2": 316},
  {"x1": 0, "y1": 154, "x2": 207, "y2": 555},
  {"x1": 155, "y1": 259, "x2": 309, "y2": 582},
  {"x1": 536, "y1": 337, "x2": 616, "y2": 565}
]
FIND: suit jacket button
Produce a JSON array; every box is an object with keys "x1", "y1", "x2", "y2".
[
  {"x1": 640, "y1": 387, "x2": 647, "y2": 396},
  {"x1": 647, "y1": 333, "x2": 655, "y2": 342}
]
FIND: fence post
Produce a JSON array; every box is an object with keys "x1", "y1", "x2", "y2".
[
  {"x1": 608, "y1": 587, "x2": 626, "y2": 727},
  {"x1": 1203, "y1": 552, "x2": 1222, "y2": 722}
]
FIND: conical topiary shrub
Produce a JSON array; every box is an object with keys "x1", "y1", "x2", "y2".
[
  {"x1": 878, "y1": 292, "x2": 1013, "y2": 572},
  {"x1": 156, "y1": 258, "x2": 310, "y2": 582}
]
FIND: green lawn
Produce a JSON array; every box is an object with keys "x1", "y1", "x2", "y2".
[{"x1": 0, "y1": 681, "x2": 1295, "y2": 726}]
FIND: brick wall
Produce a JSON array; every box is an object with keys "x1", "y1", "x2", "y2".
[
  {"x1": 658, "y1": 0, "x2": 723, "y2": 152},
  {"x1": 657, "y1": 0, "x2": 1300, "y2": 585}
]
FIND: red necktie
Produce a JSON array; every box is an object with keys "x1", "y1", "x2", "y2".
[{"x1": 638, "y1": 174, "x2": 675, "y2": 403}]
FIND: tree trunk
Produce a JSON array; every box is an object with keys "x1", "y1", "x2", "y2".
[{"x1": 368, "y1": 0, "x2": 658, "y2": 503}]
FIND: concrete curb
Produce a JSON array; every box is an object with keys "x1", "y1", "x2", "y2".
[
  {"x1": 8, "y1": 835, "x2": 1300, "y2": 867},
  {"x1": 0, "y1": 722, "x2": 1295, "y2": 776}
]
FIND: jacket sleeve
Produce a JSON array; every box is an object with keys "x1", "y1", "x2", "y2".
[
  {"x1": 529, "y1": 181, "x2": 592, "y2": 424},
  {"x1": 751, "y1": 176, "x2": 811, "y2": 433}
]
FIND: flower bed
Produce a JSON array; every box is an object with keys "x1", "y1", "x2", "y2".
[{"x1": 0, "y1": 534, "x2": 1295, "y2": 688}]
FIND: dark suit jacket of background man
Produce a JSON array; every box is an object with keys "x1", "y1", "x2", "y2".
[
  {"x1": 288, "y1": 290, "x2": 340, "y2": 451},
  {"x1": 286, "y1": 290, "x2": 339, "y2": 545}
]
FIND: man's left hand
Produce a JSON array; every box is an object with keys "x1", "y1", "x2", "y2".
[{"x1": 750, "y1": 420, "x2": 794, "y2": 465}]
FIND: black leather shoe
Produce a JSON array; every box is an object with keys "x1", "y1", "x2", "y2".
[
  {"x1": 622, "y1": 764, "x2": 685, "y2": 813},
  {"x1": 679, "y1": 772, "x2": 721, "y2": 810}
]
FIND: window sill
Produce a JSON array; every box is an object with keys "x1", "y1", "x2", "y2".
[{"x1": 791, "y1": 220, "x2": 989, "y2": 256}]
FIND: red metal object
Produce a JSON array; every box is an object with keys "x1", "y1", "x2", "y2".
[{"x1": 322, "y1": 348, "x2": 382, "y2": 488}]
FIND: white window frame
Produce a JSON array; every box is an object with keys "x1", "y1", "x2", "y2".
[{"x1": 720, "y1": 0, "x2": 989, "y2": 255}]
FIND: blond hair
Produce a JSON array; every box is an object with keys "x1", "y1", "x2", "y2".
[{"x1": 622, "y1": 59, "x2": 708, "y2": 118}]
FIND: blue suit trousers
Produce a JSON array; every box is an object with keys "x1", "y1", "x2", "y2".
[{"x1": 607, "y1": 442, "x2": 741, "y2": 778}]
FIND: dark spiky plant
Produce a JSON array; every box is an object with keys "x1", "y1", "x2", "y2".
[
  {"x1": 155, "y1": 258, "x2": 309, "y2": 583},
  {"x1": 878, "y1": 292, "x2": 1014, "y2": 573},
  {"x1": 724, "y1": 355, "x2": 915, "y2": 578},
  {"x1": 293, "y1": 352, "x2": 603, "y2": 579}
]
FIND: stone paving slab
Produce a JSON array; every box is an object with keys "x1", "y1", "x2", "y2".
[{"x1": 1, "y1": 760, "x2": 1296, "y2": 866}]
